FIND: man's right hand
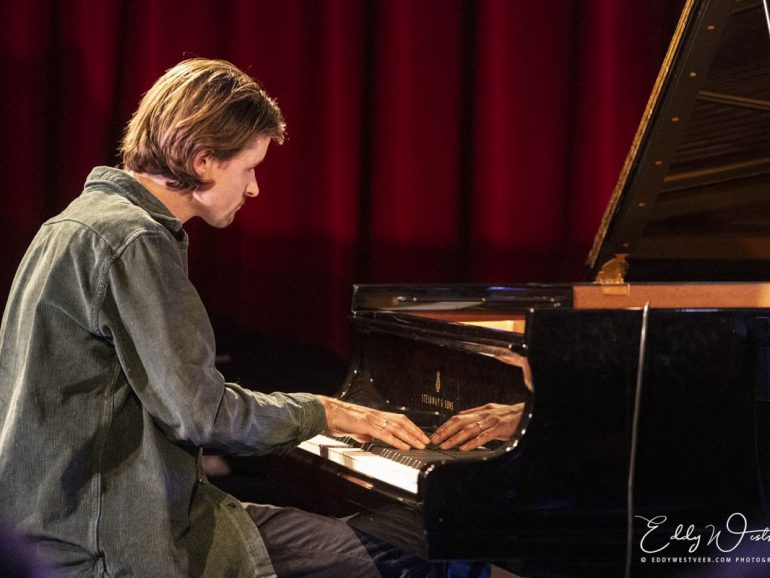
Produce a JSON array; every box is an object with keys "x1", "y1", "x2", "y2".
[{"x1": 316, "y1": 395, "x2": 430, "y2": 450}]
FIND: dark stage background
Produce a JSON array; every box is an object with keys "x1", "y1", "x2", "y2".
[{"x1": 0, "y1": 0, "x2": 684, "y2": 380}]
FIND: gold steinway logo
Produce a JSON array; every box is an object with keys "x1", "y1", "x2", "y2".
[{"x1": 421, "y1": 370, "x2": 454, "y2": 411}]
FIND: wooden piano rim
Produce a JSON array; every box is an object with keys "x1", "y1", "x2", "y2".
[
  {"x1": 410, "y1": 283, "x2": 770, "y2": 334},
  {"x1": 572, "y1": 281, "x2": 770, "y2": 309}
]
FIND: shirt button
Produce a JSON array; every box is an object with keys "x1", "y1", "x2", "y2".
[{"x1": 226, "y1": 503, "x2": 238, "y2": 510}]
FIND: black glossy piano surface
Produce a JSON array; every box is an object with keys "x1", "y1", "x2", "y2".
[{"x1": 220, "y1": 285, "x2": 770, "y2": 576}]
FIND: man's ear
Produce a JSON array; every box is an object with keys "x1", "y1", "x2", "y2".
[{"x1": 192, "y1": 150, "x2": 213, "y2": 180}]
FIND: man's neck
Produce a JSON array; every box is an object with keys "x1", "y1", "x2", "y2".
[{"x1": 126, "y1": 171, "x2": 196, "y2": 224}]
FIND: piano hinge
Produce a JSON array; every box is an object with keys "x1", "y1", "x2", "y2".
[{"x1": 596, "y1": 253, "x2": 629, "y2": 285}]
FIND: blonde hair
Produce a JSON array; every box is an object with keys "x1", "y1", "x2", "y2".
[{"x1": 120, "y1": 58, "x2": 286, "y2": 190}]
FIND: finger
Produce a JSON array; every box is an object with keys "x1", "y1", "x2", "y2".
[
  {"x1": 348, "y1": 433, "x2": 374, "y2": 444},
  {"x1": 371, "y1": 424, "x2": 411, "y2": 450},
  {"x1": 389, "y1": 414, "x2": 430, "y2": 445},
  {"x1": 459, "y1": 427, "x2": 494, "y2": 451},
  {"x1": 390, "y1": 425, "x2": 427, "y2": 449},
  {"x1": 378, "y1": 418, "x2": 426, "y2": 449},
  {"x1": 431, "y1": 416, "x2": 475, "y2": 444},
  {"x1": 430, "y1": 416, "x2": 463, "y2": 443},
  {"x1": 439, "y1": 421, "x2": 485, "y2": 450}
]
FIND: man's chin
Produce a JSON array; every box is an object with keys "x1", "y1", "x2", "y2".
[{"x1": 207, "y1": 214, "x2": 236, "y2": 229}]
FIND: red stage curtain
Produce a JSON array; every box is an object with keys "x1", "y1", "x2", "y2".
[{"x1": 0, "y1": 0, "x2": 683, "y2": 353}]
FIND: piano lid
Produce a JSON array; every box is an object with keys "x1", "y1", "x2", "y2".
[{"x1": 588, "y1": 0, "x2": 770, "y2": 282}]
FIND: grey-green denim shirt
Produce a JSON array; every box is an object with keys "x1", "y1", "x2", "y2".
[{"x1": 0, "y1": 166, "x2": 327, "y2": 577}]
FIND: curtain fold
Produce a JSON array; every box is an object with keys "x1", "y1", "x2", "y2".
[{"x1": 0, "y1": 0, "x2": 682, "y2": 352}]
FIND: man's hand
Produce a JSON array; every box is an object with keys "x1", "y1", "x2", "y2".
[
  {"x1": 429, "y1": 402, "x2": 525, "y2": 451},
  {"x1": 316, "y1": 396, "x2": 430, "y2": 450}
]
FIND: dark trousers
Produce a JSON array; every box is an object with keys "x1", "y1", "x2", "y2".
[{"x1": 245, "y1": 503, "x2": 489, "y2": 578}]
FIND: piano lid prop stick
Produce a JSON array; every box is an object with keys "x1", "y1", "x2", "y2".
[
  {"x1": 625, "y1": 302, "x2": 651, "y2": 578},
  {"x1": 764, "y1": 0, "x2": 770, "y2": 39}
]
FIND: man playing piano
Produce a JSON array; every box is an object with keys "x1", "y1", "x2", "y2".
[{"x1": 0, "y1": 58, "x2": 448, "y2": 578}]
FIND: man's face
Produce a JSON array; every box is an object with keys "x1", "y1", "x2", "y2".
[{"x1": 192, "y1": 136, "x2": 271, "y2": 228}]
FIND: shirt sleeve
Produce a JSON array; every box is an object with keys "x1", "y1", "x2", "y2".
[{"x1": 95, "y1": 230, "x2": 326, "y2": 455}]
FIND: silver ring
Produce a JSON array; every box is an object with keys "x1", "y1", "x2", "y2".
[
  {"x1": 382, "y1": 419, "x2": 389, "y2": 429},
  {"x1": 474, "y1": 421, "x2": 483, "y2": 431}
]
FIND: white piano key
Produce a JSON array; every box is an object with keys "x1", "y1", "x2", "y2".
[{"x1": 298, "y1": 434, "x2": 419, "y2": 494}]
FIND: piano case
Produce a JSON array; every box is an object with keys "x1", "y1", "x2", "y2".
[{"x1": 230, "y1": 0, "x2": 770, "y2": 574}]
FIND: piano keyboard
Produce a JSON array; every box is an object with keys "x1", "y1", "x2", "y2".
[
  {"x1": 299, "y1": 434, "x2": 420, "y2": 493},
  {"x1": 298, "y1": 433, "x2": 491, "y2": 495}
]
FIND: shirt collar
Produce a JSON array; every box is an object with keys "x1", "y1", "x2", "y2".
[{"x1": 83, "y1": 166, "x2": 185, "y2": 236}]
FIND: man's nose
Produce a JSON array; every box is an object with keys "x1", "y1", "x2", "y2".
[{"x1": 246, "y1": 174, "x2": 259, "y2": 197}]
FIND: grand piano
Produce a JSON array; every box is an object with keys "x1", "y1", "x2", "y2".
[{"x1": 228, "y1": 0, "x2": 770, "y2": 575}]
